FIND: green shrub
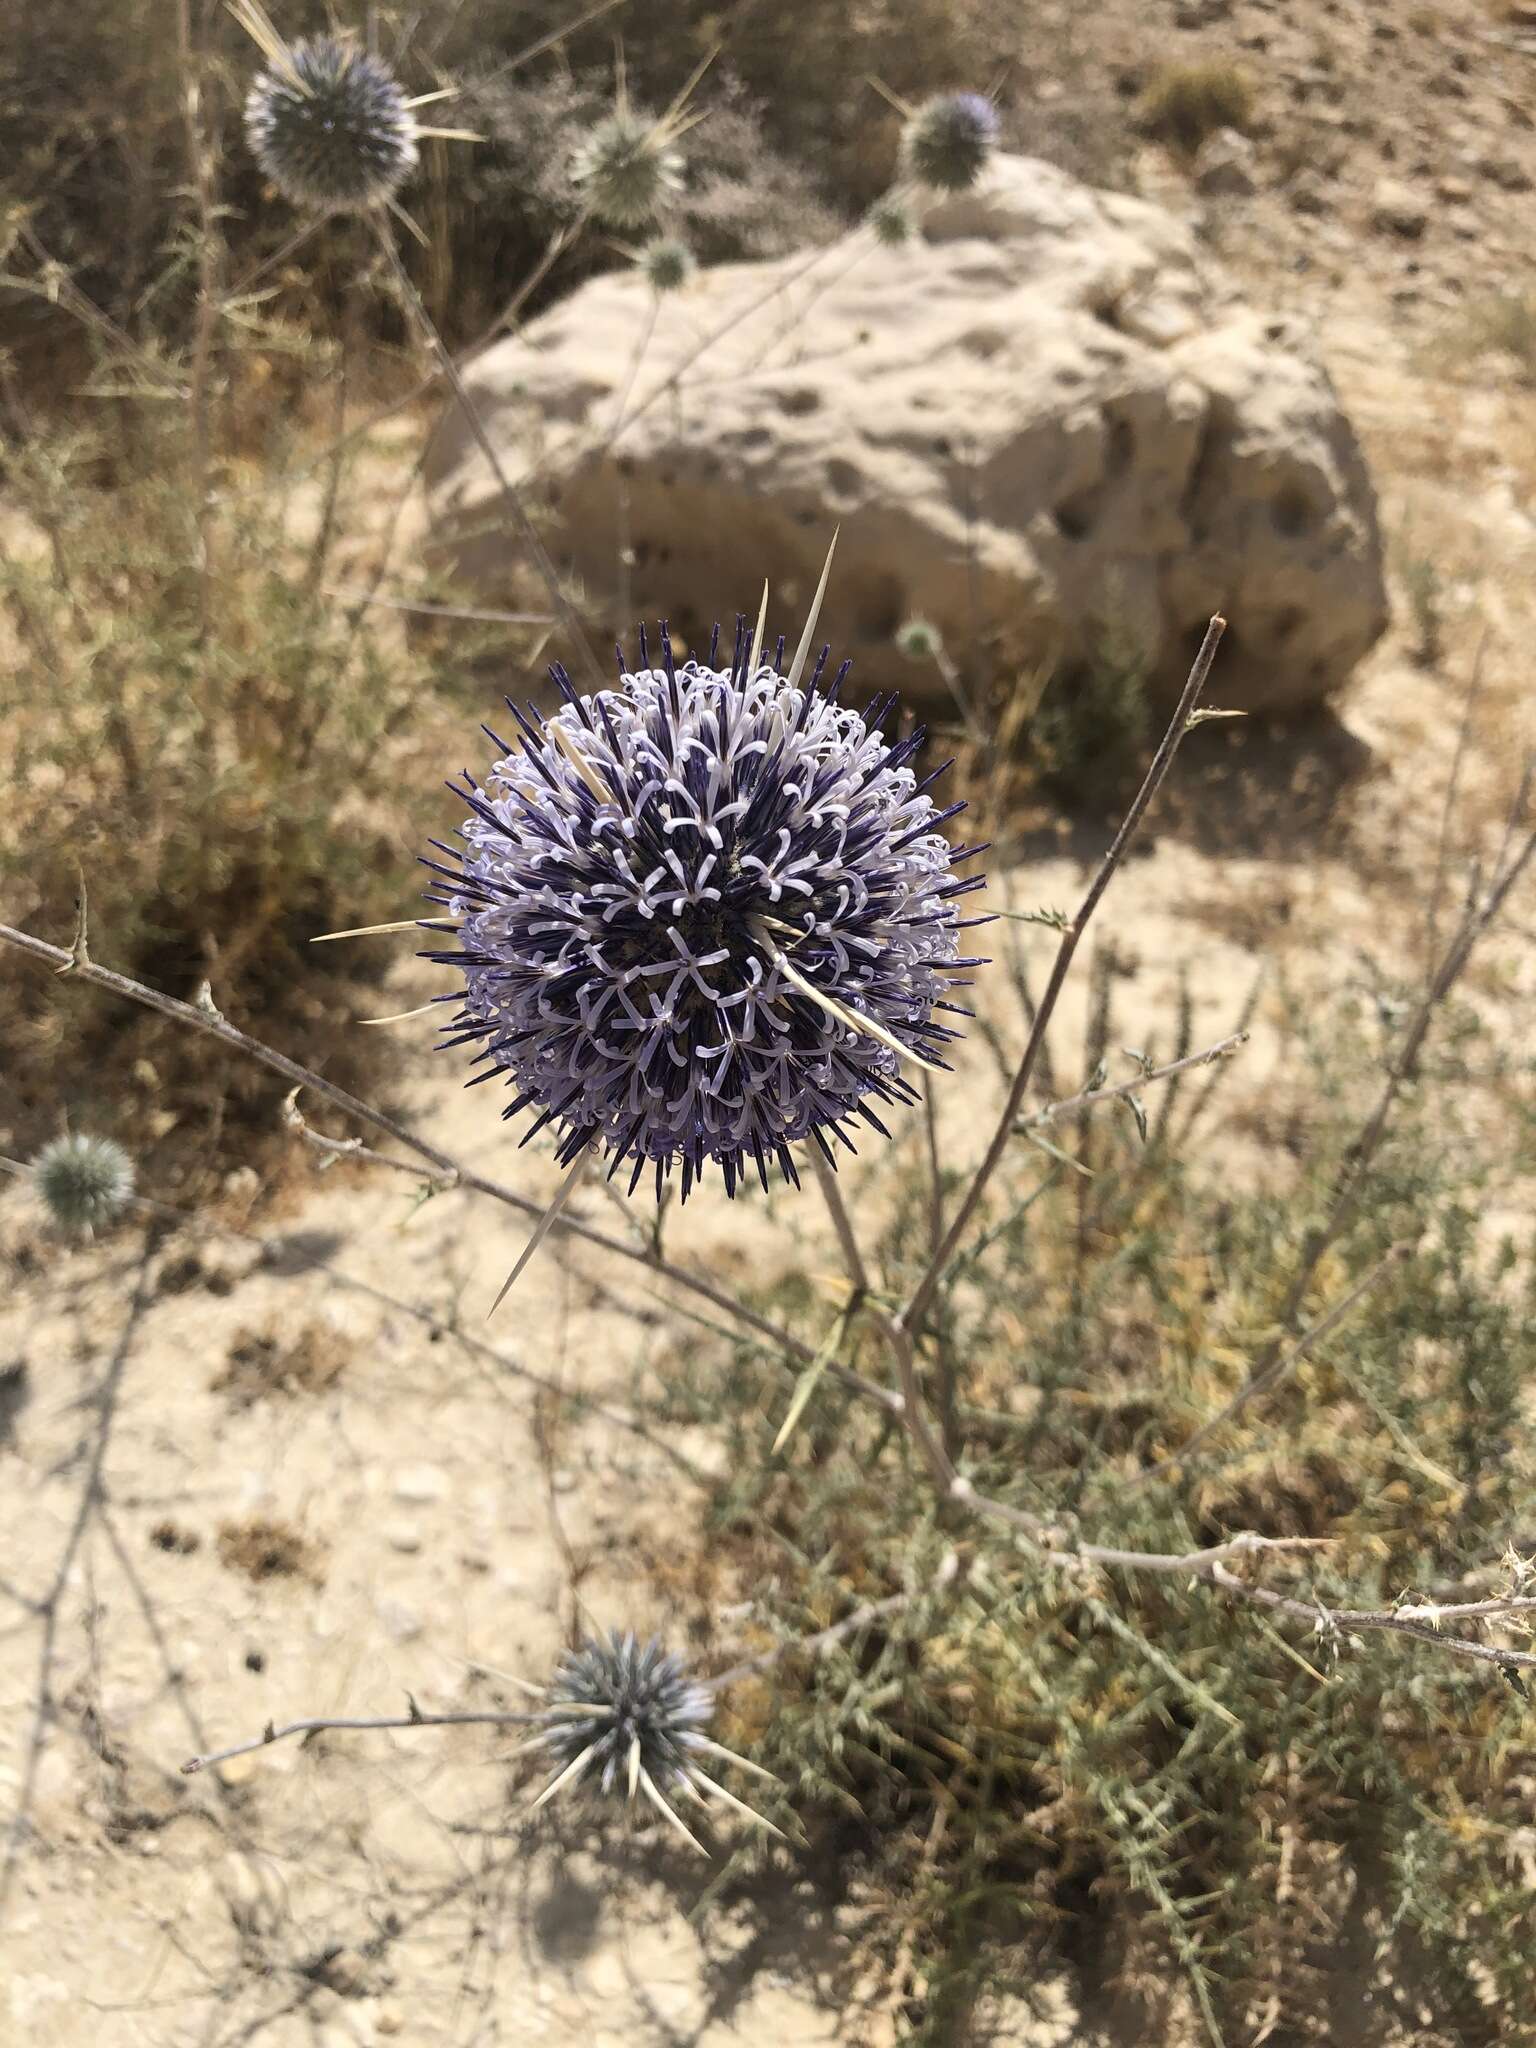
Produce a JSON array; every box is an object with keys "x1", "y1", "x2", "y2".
[
  {"x1": 652, "y1": 993, "x2": 1536, "y2": 2038},
  {"x1": 1138, "y1": 61, "x2": 1255, "y2": 157},
  {"x1": 1457, "y1": 292, "x2": 1536, "y2": 386},
  {"x1": 0, "y1": 405, "x2": 441, "y2": 1178},
  {"x1": 1028, "y1": 618, "x2": 1152, "y2": 811}
]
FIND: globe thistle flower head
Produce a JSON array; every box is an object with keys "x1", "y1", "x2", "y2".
[
  {"x1": 424, "y1": 614, "x2": 988, "y2": 1203},
  {"x1": 901, "y1": 91, "x2": 1000, "y2": 193},
  {"x1": 868, "y1": 194, "x2": 913, "y2": 248},
  {"x1": 244, "y1": 34, "x2": 419, "y2": 212},
  {"x1": 638, "y1": 235, "x2": 694, "y2": 293},
  {"x1": 525, "y1": 1631, "x2": 778, "y2": 1850},
  {"x1": 536, "y1": 1633, "x2": 712, "y2": 1795},
  {"x1": 32, "y1": 1134, "x2": 135, "y2": 1236},
  {"x1": 571, "y1": 109, "x2": 684, "y2": 228}
]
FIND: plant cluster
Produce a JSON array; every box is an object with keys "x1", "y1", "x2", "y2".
[{"x1": 1, "y1": 7, "x2": 1533, "y2": 2043}]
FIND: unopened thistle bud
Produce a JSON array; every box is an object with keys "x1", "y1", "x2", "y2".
[
  {"x1": 868, "y1": 195, "x2": 913, "y2": 248},
  {"x1": 32, "y1": 1134, "x2": 135, "y2": 1236},
  {"x1": 638, "y1": 236, "x2": 694, "y2": 293},
  {"x1": 895, "y1": 618, "x2": 944, "y2": 662},
  {"x1": 524, "y1": 1632, "x2": 780, "y2": 1851},
  {"x1": 571, "y1": 110, "x2": 684, "y2": 229}
]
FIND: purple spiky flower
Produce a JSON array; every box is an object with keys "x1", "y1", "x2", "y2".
[
  {"x1": 901, "y1": 91, "x2": 1000, "y2": 193},
  {"x1": 244, "y1": 34, "x2": 419, "y2": 212},
  {"x1": 423, "y1": 619, "x2": 987, "y2": 1201}
]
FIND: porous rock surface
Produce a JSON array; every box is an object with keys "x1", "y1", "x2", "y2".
[{"x1": 426, "y1": 154, "x2": 1388, "y2": 716}]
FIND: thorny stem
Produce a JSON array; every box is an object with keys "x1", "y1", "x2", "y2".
[
  {"x1": 183, "y1": 1559, "x2": 971, "y2": 1776},
  {"x1": 900, "y1": 616, "x2": 1228, "y2": 1338},
  {"x1": 174, "y1": 0, "x2": 223, "y2": 648},
  {"x1": 374, "y1": 226, "x2": 604, "y2": 688},
  {"x1": 1424, "y1": 635, "x2": 1486, "y2": 978},
  {"x1": 10, "y1": 227, "x2": 188, "y2": 397},
  {"x1": 257, "y1": 217, "x2": 584, "y2": 503},
  {"x1": 1206, "y1": 1567, "x2": 1536, "y2": 1673},
  {"x1": 1017, "y1": 1031, "x2": 1249, "y2": 1132},
  {"x1": 921, "y1": 1076, "x2": 944, "y2": 1257},
  {"x1": 11, "y1": 644, "x2": 1536, "y2": 1678},
  {"x1": 575, "y1": 215, "x2": 886, "y2": 463},
  {"x1": 182, "y1": 1704, "x2": 543, "y2": 1775},
  {"x1": 808, "y1": 1145, "x2": 870, "y2": 1298},
  {"x1": 0, "y1": 919, "x2": 896, "y2": 1410}
]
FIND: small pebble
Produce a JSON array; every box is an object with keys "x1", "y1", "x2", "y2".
[{"x1": 392, "y1": 1465, "x2": 447, "y2": 1505}]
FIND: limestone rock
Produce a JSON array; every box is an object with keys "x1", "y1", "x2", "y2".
[{"x1": 427, "y1": 154, "x2": 1387, "y2": 716}]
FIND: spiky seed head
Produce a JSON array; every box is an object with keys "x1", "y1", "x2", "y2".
[
  {"x1": 896, "y1": 618, "x2": 945, "y2": 662},
  {"x1": 32, "y1": 1134, "x2": 135, "y2": 1235},
  {"x1": 900, "y1": 91, "x2": 1000, "y2": 194},
  {"x1": 244, "y1": 35, "x2": 419, "y2": 212},
  {"x1": 535, "y1": 1633, "x2": 713, "y2": 1795},
  {"x1": 868, "y1": 194, "x2": 913, "y2": 248},
  {"x1": 570, "y1": 110, "x2": 684, "y2": 229},
  {"x1": 424, "y1": 618, "x2": 987, "y2": 1201},
  {"x1": 638, "y1": 236, "x2": 694, "y2": 293}
]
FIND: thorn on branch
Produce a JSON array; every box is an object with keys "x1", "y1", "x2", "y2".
[{"x1": 56, "y1": 877, "x2": 91, "y2": 977}]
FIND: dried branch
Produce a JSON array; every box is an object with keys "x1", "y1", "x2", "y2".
[
  {"x1": 901, "y1": 616, "x2": 1227, "y2": 1337},
  {"x1": 1017, "y1": 1030, "x2": 1249, "y2": 1134},
  {"x1": 0, "y1": 919, "x2": 900, "y2": 1416},
  {"x1": 374, "y1": 227, "x2": 602, "y2": 688},
  {"x1": 1207, "y1": 1567, "x2": 1536, "y2": 1677},
  {"x1": 181, "y1": 1701, "x2": 541, "y2": 1777}
]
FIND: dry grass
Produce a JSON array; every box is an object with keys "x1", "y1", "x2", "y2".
[
  {"x1": 216, "y1": 1513, "x2": 324, "y2": 1584},
  {"x1": 211, "y1": 1321, "x2": 351, "y2": 1407}
]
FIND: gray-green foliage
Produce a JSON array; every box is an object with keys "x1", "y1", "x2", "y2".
[
  {"x1": 1029, "y1": 617, "x2": 1151, "y2": 808},
  {"x1": 647, "y1": 990, "x2": 1536, "y2": 2039}
]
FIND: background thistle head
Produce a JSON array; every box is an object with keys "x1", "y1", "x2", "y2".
[
  {"x1": 31, "y1": 1133, "x2": 135, "y2": 1236},
  {"x1": 868, "y1": 194, "x2": 914, "y2": 248},
  {"x1": 243, "y1": 32, "x2": 420, "y2": 212},
  {"x1": 901, "y1": 91, "x2": 999, "y2": 193},
  {"x1": 637, "y1": 235, "x2": 694, "y2": 293},
  {"x1": 571, "y1": 108, "x2": 685, "y2": 228},
  {"x1": 896, "y1": 617, "x2": 945, "y2": 662}
]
